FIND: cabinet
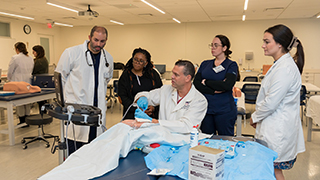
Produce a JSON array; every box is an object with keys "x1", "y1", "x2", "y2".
[
  {"x1": 301, "y1": 70, "x2": 320, "y2": 87},
  {"x1": 301, "y1": 72, "x2": 314, "y2": 83}
]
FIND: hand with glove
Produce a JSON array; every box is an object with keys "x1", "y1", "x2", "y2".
[
  {"x1": 135, "y1": 108, "x2": 152, "y2": 122},
  {"x1": 137, "y1": 96, "x2": 148, "y2": 111}
]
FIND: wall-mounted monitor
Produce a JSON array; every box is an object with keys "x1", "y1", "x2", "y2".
[{"x1": 154, "y1": 64, "x2": 166, "y2": 74}]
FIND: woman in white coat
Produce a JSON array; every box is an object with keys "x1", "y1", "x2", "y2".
[
  {"x1": 250, "y1": 24, "x2": 305, "y2": 180},
  {"x1": 7, "y1": 42, "x2": 34, "y2": 127}
]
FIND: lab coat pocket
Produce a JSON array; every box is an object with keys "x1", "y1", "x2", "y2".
[{"x1": 104, "y1": 72, "x2": 112, "y2": 84}]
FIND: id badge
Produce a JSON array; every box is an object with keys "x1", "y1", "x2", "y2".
[{"x1": 213, "y1": 65, "x2": 225, "y2": 73}]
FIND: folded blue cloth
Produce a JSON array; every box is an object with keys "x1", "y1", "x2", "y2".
[{"x1": 145, "y1": 139, "x2": 278, "y2": 180}]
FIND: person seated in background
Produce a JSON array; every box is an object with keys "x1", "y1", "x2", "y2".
[
  {"x1": 32, "y1": 45, "x2": 49, "y2": 113},
  {"x1": 32, "y1": 45, "x2": 49, "y2": 75},
  {"x1": 39, "y1": 60, "x2": 207, "y2": 180},
  {"x1": 118, "y1": 48, "x2": 162, "y2": 120}
]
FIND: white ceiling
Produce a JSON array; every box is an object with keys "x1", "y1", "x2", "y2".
[{"x1": 0, "y1": 0, "x2": 319, "y2": 26}]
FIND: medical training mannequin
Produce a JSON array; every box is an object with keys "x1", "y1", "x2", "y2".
[
  {"x1": 250, "y1": 24, "x2": 305, "y2": 180},
  {"x1": 39, "y1": 60, "x2": 207, "y2": 180},
  {"x1": 7, "y1": 42, "x2": 34, "y2": 128},
  {"x1": 118, "y1": 48, "x2": 162, "y2": 120},
  {"x1": 55, "y1": 26, "x2": 113, "y2": 155},
  {"x1": 193, "y1": 35, "x2": 238, "y2": 136}
]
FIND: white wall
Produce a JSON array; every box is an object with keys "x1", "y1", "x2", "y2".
[
  {"x1": 57, "y1": 18, "x2": 320, "y2": 72},
  {"x1": 1, "y1": 17, "x2": 319, "y2": 72},
  {"x1": 0, "y1": 16, "x2": 61, "y2": 71}
]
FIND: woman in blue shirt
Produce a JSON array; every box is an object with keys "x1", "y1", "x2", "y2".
[{"x1": 194, "y1": 35, "x2": 238, "y2": 136}]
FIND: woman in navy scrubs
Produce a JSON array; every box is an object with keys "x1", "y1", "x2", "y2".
[{"x1": 194, "y1": 35, "x2": 238, "y2": 136}]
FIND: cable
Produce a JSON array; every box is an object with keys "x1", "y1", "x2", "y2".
[
  {"x1": 65, "y1": 105, "x2": 74, "y2": 157},
  {"x1": 72, "y1": 123, "x2": 76, "y2": 151},
  {"x1": 120, "y1": 103, "x2": 138, "y2": 121}
]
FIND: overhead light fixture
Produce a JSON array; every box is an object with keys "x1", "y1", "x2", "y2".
[
  {"x1": 54, "y1": 22, "x2": 73, "y2": 27},
  {"x1": 141, "y1": 0, "x2": 165, "y2": 14},
  {"x1": 47, "y1": 1, "x2": 78, "y2": 13},
  {"x1": 110, "y1": 20, "x2": 124, "y2": 25},
  {"x1": 242, "y1": 15, "x2": 246, "y2": 21},
  {"x1": 172, "y1": 18, "x2": 181, "y2": 24},
  {"x1": 244, "y1": 0, "x2": 249, "y2": 10},
  {"x1": 317, "y1": 14, "x2": 320, "y2": 18},
  {"x1": 0, "y1": 11, "x2": 34, "y2": 20}
]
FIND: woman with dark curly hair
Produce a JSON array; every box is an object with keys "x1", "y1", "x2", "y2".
[{"x1": 118, "y1": 48, "x2": 162, "y2": 120}]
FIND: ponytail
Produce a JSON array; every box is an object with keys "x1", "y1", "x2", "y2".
[
  {"x1": 14, "y1": 42, "x2": 28, "y2": 56},
  {"x1": 293, "y1": 39, "x2": 304, "y2": 74}
]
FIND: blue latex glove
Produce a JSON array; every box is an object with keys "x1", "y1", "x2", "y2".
[
  {"x1": 137, "y1": 96, "x2": 148, "y2": 111},
  {"x1": 135, "y1": 109, "x2": 152, "y2": 121}
]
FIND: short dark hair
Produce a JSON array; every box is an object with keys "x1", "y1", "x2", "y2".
[
  {"x1": 90, "y1": 26, "x2": 108, "y2": 39},
  {"x1": 175, "y1": 60, "x2": 195, "y2": 80},
  {"x1": 215, "y1": 35, "x2": 232, "y2": 58},
  {"x1": 32, "y1": 45, "x2": 45, "y2": 59},
  {"x1": 14, "y1": 42, "x2": 28, "y2": 55}
]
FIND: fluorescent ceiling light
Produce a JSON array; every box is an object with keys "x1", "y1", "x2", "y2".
[
  {"x1": 110, "y1": 20, "x2": 124, "y2": 25},
  {"x1": 0, "y1": 11, "x2": 34, "y2": 20},
  {"x1": 141, "y1": 0, "x2": 165, "y2": 14},
  {"x1": 242, "y1": 15, "x2": 246, "y2": 21},
  {"x1": 317, "y1": 14, "x2": 320, "y2": 18},
  {"x1": 47, "y1": 2, "x2": 78, "y2": 13},
  {"x1": 55, "y1": 22, "x2": 73, "y2": 27},
  {"x1": 244, "y1": 0, "x2": 249, "y2": 10},
  {"x1": 173, "y1": 18, "x2": 181, "y2": 23}
]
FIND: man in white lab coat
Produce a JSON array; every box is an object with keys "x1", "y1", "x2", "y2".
[
  {"x1": 55, "y1": 26, "x2": 113, "y2": 154},
  {"x1": 122, "y1": 60, "x2": 208, "y2": 133}
]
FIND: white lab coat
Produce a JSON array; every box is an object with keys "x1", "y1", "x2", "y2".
[
  {"x1": 7, "y1": 52, "x2": 34, "y2": 83},
  {"x1": 252, "y1": 53, "x2": 305, "y2": 162},
  {"x1": 56, "y1": 40, "x2": 113, "y2": 143},
  {"x1": 134, "y1": 84, "x2": 208, "y2": 133}
]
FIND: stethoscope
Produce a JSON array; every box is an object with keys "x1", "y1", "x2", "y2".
[{"x1": 85, "y1": 47, "x2": 109, "y2": 67}]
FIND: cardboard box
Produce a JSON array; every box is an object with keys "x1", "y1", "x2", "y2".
[{"x1": 189, "y1": 145, "x2": 225, "y2": 180}]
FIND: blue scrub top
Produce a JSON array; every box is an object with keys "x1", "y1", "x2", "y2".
[{"x1": 198, "y1": 58, "x2": 238, "y2": 114}]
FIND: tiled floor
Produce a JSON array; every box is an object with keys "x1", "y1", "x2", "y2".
[{"x1": 0, "y1": 102, "x2": 319, "y2": 180}]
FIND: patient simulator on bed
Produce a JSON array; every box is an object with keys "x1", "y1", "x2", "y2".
[{"x1": 39, "y1": 84, "x2": 208, "y2": 180}]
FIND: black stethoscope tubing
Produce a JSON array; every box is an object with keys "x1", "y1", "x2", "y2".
[{"x1": 85, "y1": 48, "x2": 109, "y2": 67}]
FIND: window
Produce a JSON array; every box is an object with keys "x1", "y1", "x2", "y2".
[{"x1": 0, "y1": 22, "x2": 10, "y2": 37}]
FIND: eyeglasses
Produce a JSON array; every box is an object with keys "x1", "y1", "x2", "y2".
[
  {"x1": 208, "y1": 43, "x2": 222, "y2": 49},
  {"x1": 133, "y1": 58, "x2": 146, "y2": 64}
]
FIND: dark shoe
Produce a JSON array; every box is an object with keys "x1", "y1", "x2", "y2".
[
  {"x1": 18, "y1": 116, "x2": 26, "y2": 124},
  {"x1": 20, "y1": 124, "x2": 30, "y2": 128}
]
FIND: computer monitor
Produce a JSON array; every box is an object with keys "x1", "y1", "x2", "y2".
[
  {"x1": 54, "y1": 72, "x2": 65, "y2": 107},
  {"x1": 154, "y1": 64, "x2": 166, "y2": 74}
]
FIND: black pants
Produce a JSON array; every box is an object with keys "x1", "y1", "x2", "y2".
[{"x1": 66, "y1": 126, "x2": 97, "y2": 155}]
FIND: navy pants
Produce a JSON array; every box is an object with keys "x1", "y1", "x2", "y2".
[{"x1": 200, "y1": 108, "x2": 237, "y2": 136}]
